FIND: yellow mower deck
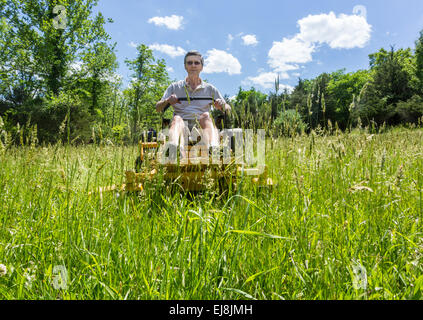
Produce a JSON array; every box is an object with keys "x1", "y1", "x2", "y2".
[{"x1": 91, "y1": 140, "x2": 273, "y2": 195}]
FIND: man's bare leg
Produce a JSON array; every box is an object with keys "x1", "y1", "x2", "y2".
[
  {"x1": 199, "y1": 112, "x2": 219, "y2": 147},
  {"x1": 199, "y1": 112, "x2": 221, "y2": 163},
  {"x1": 168, "y1": 115, "x2": 187, "y2": 159}
]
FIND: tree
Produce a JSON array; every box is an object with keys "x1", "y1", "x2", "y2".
[
  {"x1": 79, "y1": 41, "x2": 118, "y2": 115},
  {"x1": 369, "y1": 47, "x2": 414, "y2": 105},
  {"x1": 125, "y1": 44, "x2": 169, "y2": 140},
  {"x1": 355, "y1": 47, "x2": 415, "y2": 126},
  {"x1": 0, "y1": 0, "x2": 116, "y2": 142},
  {"x1": 2, "y1": 0, "x2": 113, "y2": 96},
  {"x1": 309, "y1": 73, "x2": 331, "y2": 128},
  {"x1": 288, "y1": 78, "x2": 313, "y2": 126},
  {"x1": 326, "y1": 69, "x2": 370, "y2": 129},
  {"x1": 414, "y1": 29, "x2": 423, "y2": 94},
  {"x1": 231, "y1": 87, "x2": 268, "y2": 129}
]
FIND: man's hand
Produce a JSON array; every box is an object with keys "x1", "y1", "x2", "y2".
[
  {"x1": 214, "y1": 99, "x2": 231, "y2": 113},
  {"x1": 167, "y1": 94, "x2": 180, "y2": 105},
  {"x1": 157, "y1": 94, "x2": 180, "y2": 113}
]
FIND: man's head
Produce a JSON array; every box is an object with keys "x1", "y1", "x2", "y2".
[{"x1": 184, "y1": 51, "x2": 204, "y2": 67}]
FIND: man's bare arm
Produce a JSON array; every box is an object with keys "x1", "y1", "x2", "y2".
[
  {"x1": 156, "y1": 94, "x2": 180, "y2": 112},
  {"x1": 156, "y1": 99, "x2": 169, "y2": 113}
]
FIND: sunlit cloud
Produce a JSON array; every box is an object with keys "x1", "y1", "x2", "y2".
[
  {"x1": 267, "y1": 10, "x2": 372, "y2": 75},
  {"x1": 148, "y1": 15, "x2": 184, "y2": 30},
  {"x1": 149, "y1": 43, "x2": 186, "y2": 58},
  {"x1": 203, "y1": 49, "x2": 242, "y2": 75},
  {"x1": 242, "y1": 34, "x2": 259, "y2": 46},
  {"x1": 242, "y1": 72, "x2": 291, "y2": 90}
]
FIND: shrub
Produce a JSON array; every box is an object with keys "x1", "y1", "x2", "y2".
[
  {"x1": 396, "y1": 95, "x2": 423, "y2": 124},
  {"x1": 273, "y1": 109, "x2": 308, "y2": 137}
]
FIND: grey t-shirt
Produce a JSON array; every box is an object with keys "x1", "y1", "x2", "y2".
[{"x1": 161, "y1": 80, "x2": 225, "y2": 120}]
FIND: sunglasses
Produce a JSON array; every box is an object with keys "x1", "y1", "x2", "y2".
[{"x1": 186, "y1": 61, "x2": 201, "y2": 65}]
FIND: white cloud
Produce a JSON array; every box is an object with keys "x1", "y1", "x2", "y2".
[
  {"x1": 149, "y1": 43, "x2": 186, "y2": 58},
  {"x1": 297, "y1": 12, "x2": 371, "y2": 49},
  {"x1": 281, "y1": 84, "x2": 294, "y2": 93},
  {"x1": 101, "y1": 72, "x2": 123, "y2": 84},
  {"x1": 268, "y1": 36, "x2": 314, "y2": 72},
  {"x1": 69, "y1": 61, "x2": 83, "y2": 73},
  {"x1": 242, "y1": 34, "x2": 258, "y2": 46},
  {"x1": 167, "y1": 66, "x2": 174, "y2": 73},
  {"x1": 242, "y1": 72, "x2": 291, "y2": 90},
  {"x1": 202, "y1": 49, "x2": 242, "y2": 75},
  {"x1": 148, "y1": 15, "x2": 184, "y2": 30},
  {"x1": 129, "y1": 41, "x2": 138, "y2": 48},
  {"x1": 386, "y1": 31, "x2": 398, "y2": 37},
  {"x1": 267, "y1": 11, "x2": 372, "y2": 75}
]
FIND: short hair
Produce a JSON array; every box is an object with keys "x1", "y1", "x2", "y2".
[{"x1": 184, "y1": 51, "x2": 204, "y2": 65}]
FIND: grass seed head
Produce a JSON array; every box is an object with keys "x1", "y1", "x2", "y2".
[{"x1": 0, "y1": 264, "x2": 7, "y2": 277}]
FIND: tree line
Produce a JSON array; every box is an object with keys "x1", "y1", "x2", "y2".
[
  {"x1": 230, "y1": 35, "x2": 423, "y2": 136},
  {"x1": 1, "y1": 0, "x2": 423, "y2": 146},
  {"x1": 0, "y1": 0, "x2": 170, "y2": 145}
]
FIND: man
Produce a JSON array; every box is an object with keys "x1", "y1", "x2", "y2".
[{"x1": 156, "y1": 50, "x2": 231, "y2": 160}]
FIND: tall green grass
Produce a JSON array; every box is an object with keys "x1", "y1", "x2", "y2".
[{"x1": 0, "y1": 127, "x2": 422, "y2": 299}]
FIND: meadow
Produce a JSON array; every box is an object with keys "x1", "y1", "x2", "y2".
[{"x1": 0, "y1": 126, "x2": 422, "y2": 300}]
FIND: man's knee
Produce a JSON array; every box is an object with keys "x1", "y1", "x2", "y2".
[
  {"x1": 199, "y1": 112, "x2": 210, "y2": 120},
  {"x1": 169, "y1": 116, "x2": 184, "y2": 136},
  {"x1": 199, "y1": 112, "x2": 213, "y2": 127},
  {"x1": 171, "y1": 115, "x2": 184, "y2": 126}
]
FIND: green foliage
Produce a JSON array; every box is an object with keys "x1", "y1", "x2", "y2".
[
  {"x1": 1, "y1": 0, "x2": 113, "y2": 96},
  {"x1": 286, "y1": 71, "x2": 370, "y2": 131},
  {"x1": 0, "y1": 0, "x2": 117, "y2": 143},
  {"x1": 0, "y1": 115, "x2": 9, "y2": 152},
  {"x1": 124, "y1": 44, "x2": 170, "y2": 140},
  {"x1": 77, "y1": 41, "x2": 119, "y2": 114},
  {"x1": 354, "y1": 47, "x2": 416, "y2": 126},
  {"x1": 273, "y1": 109, "x2": 308, "y2": 137},
  {"x1": 37, "y1": 91, "x2": 94, "y2": 143},
  {"x1": 415, "y1": 30, "x2": 423, "y2": 94},
  {"x1": 326, "y1": 69, "x2": 370, "y2": 129},
  {"x1": 396, "y1": 95, "x2": 423, "y2": 124},
  {"x1": 369, "y1": 47, "x2": 415, "y2": 104},
  {"x1": 231, "y1": 87, "x2": 269, "y2": 129},
  {"x1": 289, "y1": 78, "x2": 313, "y2": 115}
]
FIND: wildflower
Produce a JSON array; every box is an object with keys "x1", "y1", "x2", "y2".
[
  {"x1": 343, "y1": 220, "x2": 349, "y2": 231},
  {"x1": 0, "y1": 264, "x2": 7, "y2": 277},
  {"x1": 24, "y1": 270, "x2": 35, "y2": 289}
]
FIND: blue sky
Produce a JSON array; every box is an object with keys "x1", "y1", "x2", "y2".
[{"x1": 93, "y1": 0, "x2": 423, "y2": 98}]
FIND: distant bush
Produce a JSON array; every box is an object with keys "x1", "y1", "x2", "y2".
[
  {"x1": 273, "y1": 109, "x2": 308, "y2": 136},
  {"x1": 396, "y1": 95, "x2": 423, "y2": 124},
  {"x1": 34, "y1": 93, "x2": 95, "y2": 144}
]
